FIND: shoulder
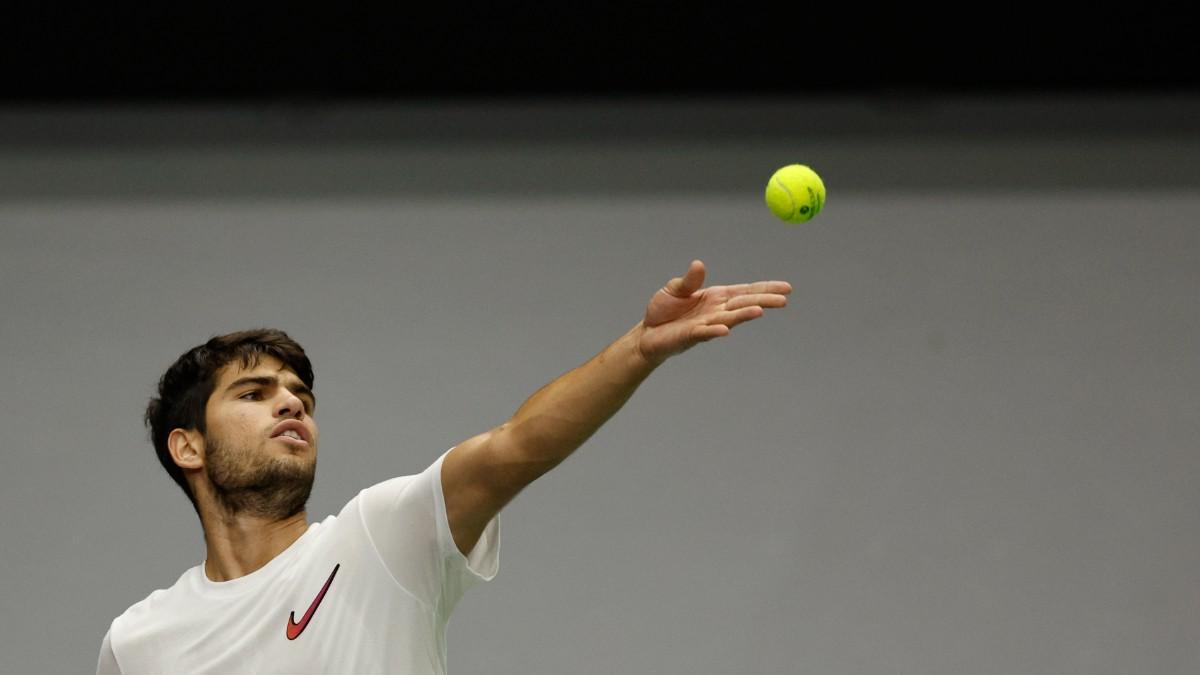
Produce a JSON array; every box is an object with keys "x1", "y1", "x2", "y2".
[
  {"x1": 110, "y1": 568, "x2": 194, "y2": 636},
  {"x1": 355, "y1": 454, "x2": 443, "y2": 506}
]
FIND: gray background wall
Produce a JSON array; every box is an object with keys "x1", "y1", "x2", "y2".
[{"x1": 1, "y1": 96, "x2": 1197, "y2": 673}]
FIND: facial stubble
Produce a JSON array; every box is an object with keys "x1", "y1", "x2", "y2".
[{"x1": 204, "y1": 431, "x2": 315, "y2": 520}]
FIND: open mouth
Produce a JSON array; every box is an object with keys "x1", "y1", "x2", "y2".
[
  {"x1": 270, "y1": 422, "x2": 311, "y2": 446},
  {"x1": 273, "y1": 431, "x2": 308, "y2": 446}
]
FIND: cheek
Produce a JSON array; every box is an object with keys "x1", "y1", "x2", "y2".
[{"x1": 222, "y1": 409, "x2": 264, "y2": 443}]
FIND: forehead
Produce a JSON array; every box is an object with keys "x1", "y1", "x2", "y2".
[{"x1": 213, "y1": 354, "x2": 302, "y2": 388}]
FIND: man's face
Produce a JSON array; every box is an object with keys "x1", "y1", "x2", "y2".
[{"x1": 199, "y1": 355, "x2": 320, "y2": 519}]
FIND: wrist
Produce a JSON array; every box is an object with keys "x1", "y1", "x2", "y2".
[{"x1": 627, "y1": 321, "x2": 666, "y2": 372}]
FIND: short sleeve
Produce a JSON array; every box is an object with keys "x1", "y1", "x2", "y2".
[
  {"x1": 358, "y1": 448, "x2": 500, "y2": 614},
  {"x1": 96, "y1": 627, "x2": 122, "y2": 675}
]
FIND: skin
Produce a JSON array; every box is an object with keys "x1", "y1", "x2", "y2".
[
  {"x1": 168, "y1": 356, "x2": 319, "y2": 582},
  {"x1": 168, "y1": 259, "x2": 791, "y2": 581},
  {"x1": 440, "y1": 260, "x2": 791, "y2": 556}
]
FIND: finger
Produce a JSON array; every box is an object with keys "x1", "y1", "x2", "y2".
[
  {"x1": 706, "y1": 306, "x2": 765, "y2": 328},
  {"x1": 692, "y1": 323, "x2": 730, "y2": 342},
  {"x1": 665, "y1": 259, "x2": 707, "y2": 297},
  {"x1": 724, "y1": 293, "x2": 789, "y2": 311},
  {"x1": 720, "y1": 280, "x2": 793, "y2": 296}
]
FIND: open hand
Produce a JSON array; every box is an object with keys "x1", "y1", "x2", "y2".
[{"x1": 635, "y1": 260, "x2": 792, "y2": 366}]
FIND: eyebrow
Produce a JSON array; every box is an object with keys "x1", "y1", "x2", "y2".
[{"x1": 226, "y1": 375, "x2": 316, "y2": 410}]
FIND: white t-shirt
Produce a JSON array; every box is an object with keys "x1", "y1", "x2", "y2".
[{"x1": 96, "y1": 449, "x2": 500, "y2": 675}]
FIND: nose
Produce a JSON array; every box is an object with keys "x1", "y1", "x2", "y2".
[{"x1": 276, "y1": 390, "x2": 306, "y2": 419}]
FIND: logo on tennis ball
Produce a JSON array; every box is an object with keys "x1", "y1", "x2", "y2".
[{"x1": 765, "y1": 164, "x2": 826, "y2": 223}]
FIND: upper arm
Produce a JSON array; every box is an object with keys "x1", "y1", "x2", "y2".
[{"x1": 441, "y1": 426, "x2": 545, "y2": 557}]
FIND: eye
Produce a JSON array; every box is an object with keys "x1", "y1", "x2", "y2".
[{"x1": 239, "y1": 390, "x2": 262, "y2": 400}]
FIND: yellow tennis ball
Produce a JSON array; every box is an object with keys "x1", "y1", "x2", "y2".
[{"x1": 765, "y1": 164, "x2": 826, "y2": 223}]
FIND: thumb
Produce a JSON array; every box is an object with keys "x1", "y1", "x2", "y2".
[{"x1": 665, "y1": 260, "x2": 706, "y2": 297}]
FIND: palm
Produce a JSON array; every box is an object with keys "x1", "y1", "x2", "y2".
[{"x1": 637, "y1": 260, "x2": 792, "y2": 365}]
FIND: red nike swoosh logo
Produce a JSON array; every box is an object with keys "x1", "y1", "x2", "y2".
[{"x1": 286, "y1": 563, "x2": 340, "y2": 640}]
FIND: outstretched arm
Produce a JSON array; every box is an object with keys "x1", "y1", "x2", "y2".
[{"x1": 441, "y1": 260, "x2": 792, "y2": 555}]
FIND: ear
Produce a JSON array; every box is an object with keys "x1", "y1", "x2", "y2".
[{"x1": 168, "y1": 428, "x2": 205, "y2": 471}]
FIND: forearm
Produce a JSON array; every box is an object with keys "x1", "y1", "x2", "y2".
[{"x1": 496, "y1": 321, "x2": 659, "y2": 473}]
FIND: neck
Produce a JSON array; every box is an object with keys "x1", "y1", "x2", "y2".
[{"x1": 199, "y1": 509, "x2": 309, "y2": 582}]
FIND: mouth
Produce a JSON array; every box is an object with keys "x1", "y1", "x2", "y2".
[
  {"x1": 270, "y1": 421, "x2": 312, "y2": 446},
  {"x1": 273, "y1": 433, "x2": 308, "y2": 447}
]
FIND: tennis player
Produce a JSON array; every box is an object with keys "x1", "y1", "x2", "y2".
[{"x1": 96, "y1": 260, "x2": 791, "y2": 674}]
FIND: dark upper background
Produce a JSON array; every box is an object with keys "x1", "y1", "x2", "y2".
[{"x1": 3, "y1": 4, "x2": 1196, "y2": 102}]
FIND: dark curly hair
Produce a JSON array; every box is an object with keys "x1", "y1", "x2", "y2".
[{"x1": 144, "y1": 328, "x2": 314, "y2": 512}]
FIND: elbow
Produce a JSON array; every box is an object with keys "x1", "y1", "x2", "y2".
[{"x1": 490, "y1": 421, "x2": 562, "y2": 486}]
